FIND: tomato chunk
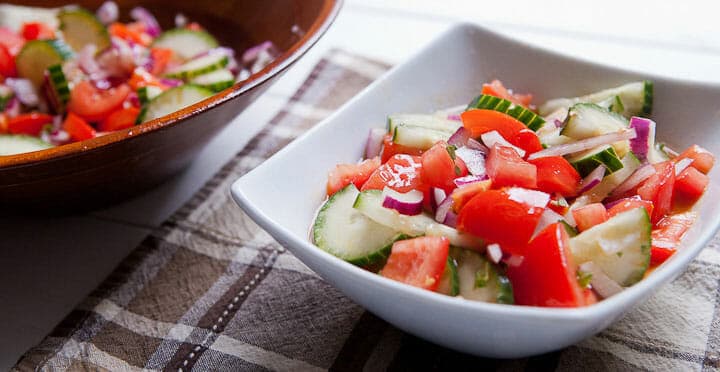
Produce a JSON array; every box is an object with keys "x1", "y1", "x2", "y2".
[
  {"x1": 0, "y1": 44, "x2": 16, "y2": 78},
  {"x1": 421, "y1": 142, "x2": 468, "y2": 193},
  {"x1": 481, "y1": 79, "x2": 533, "y2": 107},
  {"x1": 362, "y1": 154, "x2": 425, "y2": 193},
  {"x1": 675, "y1": 145, "x2": 714, "y2": 174},
  {"x1": 21, "y1": 22, "x2": 55, "y2": 40},
  {"x1": 99, "y1": 107, "x2": 140, "y2": 132},
  {"x1": 326, "y1": 157, "x2": 381, "y2": 196},
  {"x1": 507, "y1": 223, "x2": 587, "y2": 307},
  {"x1": 650, "y1": 212, "x2": 696, "y2": 266},
  {"x1": 529, "y1": 156, "x2": 581, "y2": 196},
  {"x1": 68, "y1": 81, "x2": 131, "y2": 122},
  {"x1": 381, "y1": 236, "x2": 450, "y2": 291},
  {"x1": 63, "y1": 112, "x2": 96, "y2": 141},
  {"x1": 7, "y1": 113, "x2": 53, "y2": 135},
  {"x1": 607, "y1": 197, "x2": 654, "y2": 219},
  {"x1": 450, "y1": 180, "x2": 491, "y2": 213},
  {"x1": 460, "y1": 109, "x2": 541, "y2": 155},
  {"x1": 674, "y1": 166, "x2": 708, "y2": 203},
  {"x1": 458, "y1": 188, "x2": 547, "y2": 250},
  {"x1": 486, "y1": 145, "x2": 537, "y2": 189},
  {"x1": 637, "y1": 161, "x2": 675, "y2": 223},
  {"x1": 380, "y1": 134, "x2": 424, "y2": 162},
  {"x1": 572, "y1": 203, "x2": 608, "y2": 232},
  {"x1": 0, "y1": 27, "x2": 25, "y2": 56}
]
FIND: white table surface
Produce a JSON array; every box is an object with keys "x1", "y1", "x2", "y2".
[{"x1": 1, "y1": 1, "x2": 719, "y2": 368}]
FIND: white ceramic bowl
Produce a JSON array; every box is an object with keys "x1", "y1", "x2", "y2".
[{"x1": 231, "y1": 23, "x2": 720, "y2": 358}]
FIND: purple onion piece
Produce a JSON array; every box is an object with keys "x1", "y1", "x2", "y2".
[
  {"x1": 160, "y1": 78, "x2": 183, "y2": 87},
  {"x1": 433, "y1": 188, "x2": 447, "y2": 207},
  {"x1": 608, "y1": 164, "x2": 656, "y2": 200},
  {"x1": 381, "y1": 187, "x2": 424, "y2": 216},
  {"x1": 130, "y1": 6, "x2": 161, "y2": 37},
  {"x1": 531, "y1": 208, "x2": 566, "y2": 239},
  {"x1": 242, "y1": 41, "x2": 275, "y2": 65},
  {"x1": 466, "y1": 138, "x2": 488, "y2": 152},
  {"x1": 435, "y1": 195, "x2": 454, "y2": 224},
  {"x1": 554, "y1": 119, "x2": 564, "y2": 128},
  {"x1": 486, "y1": 243, "x2": 503, "y2": 264},
  {"x1": 365, "y1": 128, "x2": 385, "y2": 159},
  {"x1": 628, "y1": 116, "x2": 655, "y2": 161},
  {"x1": 447, "y1": 114, "x2": 461, "y2": 121},
  {"x1": 443, "y1": 211, "x2": 458, "y2": 228},
  {"x1": 528, "y1": 129, "x2": 637, "y2": 160},
  {"x1": 453, "y1": 174, "x2": 488, "y2": 188},
  {"x1": 578, "y1": 165, "x2": 606, "y2": 194},
  {"x1": 447, "y1": 126, "x2": 470, "y2": 147},
  {"x1": 603, "y1": 195, "x2": 641, "y2": 210},
  {"x1": 96, "y1": 1, "x2": 119, "y2": 24},
  {"x1": 6, "y1": 78, "x2": 39, "y2": 107},
  {"x1": 454, "y1": 146, "x2": 486, "y2": 176}
]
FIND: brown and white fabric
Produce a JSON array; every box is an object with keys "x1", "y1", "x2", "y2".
[{"x1": 14, "y1": 49, "x2": 720, "y2": 371}]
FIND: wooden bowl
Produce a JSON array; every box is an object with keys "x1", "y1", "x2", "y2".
[{"x1": 0, "y1": 0, "x2": 341, "y2": 211}]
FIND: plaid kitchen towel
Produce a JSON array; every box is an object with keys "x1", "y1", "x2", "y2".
[{"x1": 14, "y1": 49, "x2": 720, "y2": 371}]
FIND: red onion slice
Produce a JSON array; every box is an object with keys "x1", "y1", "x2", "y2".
[
  {"x1": 447, "y1": 126, "x2": 470, "y2": 147},
  {"x1": 578, "y1": 165, "x2": 606, "y2": 194},
  {"x1": 435, "y1": 195, "x2": 454, "y2": 223},
  {"x1": 443, "y1": 211, "x2": 458, "y2": 228},
  {"x1": 381, "y1": 187, "x2": 424, "y2": 216},
  {"x1": 528, "y1": 129, "x2": 636, "y2": 160},
  {"x1": 455, "y1": 146, "x2": 486, "y2": 176},
  {"x1": 433, "y1": 188, "x2": 447, "y2": 206},
  {"x1": 675, "y1": 157, "x2": 694, "y2": 176},
  {"x1": 487, "y1": 243, "x2": 503, "y2": 264},
  {"x1": 579, "y1": 262, "x2": 624, "y2": 298},
  {"x1": 531, "y1": 208, "x2": 566, "y2": 239},
  {"x1": 628, "y1": 117, "x2": 655, "y2": 161},
  {"x1": 608, "y1": 164, "x2": 656, "y2": 199},
  {"x1": 130, "y1": 6, "x2": 161, "y2": 37},
  {"x1": 453, "y1": 174, "x2": 488, "y2": 187},
  {"x1": 365, "y1": 128, "x2": 386, "y2": 159},
  {"x1": 97, "y1": 1, "x2": 119, "y2": 24},
  {"x1": 466, "y1": 138, "x2": 488, "y2": 152},
  {"x1": 5, "y1": 78, "x2": 39, "y2": 107},
  {"x1": 480, "y1": 130, "x2": 525, "y2": 158}
]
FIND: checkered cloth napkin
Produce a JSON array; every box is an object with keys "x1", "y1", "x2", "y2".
[{"x1": 14, "y1": 50, "x2": 720, "y2": 371}]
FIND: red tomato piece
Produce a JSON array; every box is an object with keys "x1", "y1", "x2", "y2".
[
  {"x1": 481, "y1": 79, "x2": 533, "y2": 107},
  {"x1": 326, "y1": 157, "x2": 381, "y2": 196},
  {"x1": 99, "y1": 107, "x2": 141, "y2": 132},
  {"x1": 127, "y1": 68, "x2": 166, "y2": 90},
  {"x1": 0, "y1": 27, "x2": 25, "y2": 56},
  {"x1": 381, "y1": 236, "x2": 450, "y2": 291},
  {"x1": 362, "y1": 154, "x2": 425, "y2": 193},
  {"x1": 486, "y1": 145, "x2": 537, "y2": 189},
  {"x1": 607, "y1": 197, "x2": 654, "y2": 219},
  {"x1": 380, "y1": 134, "x2": 424, "y2": 162},
  {"x1": 650, "y1": 212, "x2": 696, "y2": 266},
  {"x1": 674, "y1": 166, "x2": 709, "y2": 203},
  {"x1": 0, "y1": 44, "x2": 16, "y2": 78},
  {"x1": 20, "y1": 22, "x2": 55, "y2": 40},
  {"x1": 528, "y1": 156, "x2": 581, "y2": 196},
  {"x1": 68, "y1": 81, "x2": 131, "y2": 122},
  {"x1": 548, "y1": 194, "x2": 570, "y2": 215},
  {"x1": 150, "y1": 47, "x2": 174, "y2": 75},
  {"x1": 460, "y1": 109, "x2": 541, "y2": 155},
  {"x1": 572, "y1": 203, "x2": 608, "y2": 232},
  {"x1": 507, "y1": 223, "x2": 587, "y2": 307},
  {"x1": 637, "y1": 161, "x2": 675, "y2": 224},
  {"x1": 675, "y1": 144, "x2": 714, "y2": 174},
  {"x1": 109, "y1": 22, "x2": 152, "y2": 46},
  {"x1": 450, "y1": 180, "x2": 491, "y2": 213},
  {"x1": 63, "y1": 112, "x2": 97, "y2": 141},
  {"x1": 7, "y1": 113, "x2": 53, "y2": 135},
  {"x1": 458, "y1": 188, "x2": 547, "y2": 250},
  {"x1": 421, "y1": 142, "x2": 468, "y2": 193}
]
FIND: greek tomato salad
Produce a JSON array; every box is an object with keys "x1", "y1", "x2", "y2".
[
  {"x1": 0, "y1": 2, "x2": 279, "y2": 155},
  {"x1": 312, "y1": 79, "x2": 714, "y2": 307}
]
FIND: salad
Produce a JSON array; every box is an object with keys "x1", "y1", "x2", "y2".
[
  {"x1": 0, "y1": 2, "x2": 279, "y2": 155},
  {"x1": 312, "y1": 79, "x2": 714, "y2": 307}
]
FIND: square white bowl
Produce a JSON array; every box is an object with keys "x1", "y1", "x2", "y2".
[{"x1": 231, "y1": 23, "x2": 720, "y2": 358}]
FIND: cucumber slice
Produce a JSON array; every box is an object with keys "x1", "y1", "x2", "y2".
[
  {"x1": 152, "y1": 28, "x2": 219, "y2": 61},
  {"x1": 562, "y1": 103, "x2": 630, "y2": 157},
  {"x1": 0, "y1": 85, "x2": 13, "y2": 111},
  {"x1": 567, "y1": 145, "x2": 624, "y2": 177},
  {"x1": 454, "y1": 248, "x2": 513, "y2": 304},
  {"x1": 0, "y1": 134, "x2": 52, "y2": 155},
  {"x1": 165, "y1": 53, "x2": 229, "y2": 80},
  {"x1": 312, "y1": 184, "x2": 401, "y2": 265},
  {"x1": 596, "y1": 95, "x2": 625, "y2": 115},
  {"x1": 569, "y1": 208, "x2": 651, "y2": 286},
  {"x1": 387, "y1": 114, "x2": 460, "y2": 134},
  {"x1": 190, "y1": 68, "x2": 235, "y2": 92},
  {"x1": 437, "y1": 256, "x2": 460, "y2": 296},
  {"x1": 139, "y1": 85, "x2": 214, "y2": 123},
  {"x1": 137, "y1": 86, "x2": 164, "y2": 106},
  {"x1": 57, "y1": 8, "x2": 110, "y2": 52},
  {"x1": 44, "y1": 64, "x2": 70, "y2": 113},
  {"x1": 583, "y1": 152, "x2": 641, "y2": 203},
  {"x1": 392, "y1": 125, "x2": 451, "y2": 150},
  {"x1": 353, "y1": 189, "x2": 483, "y2": 250},
  {"x1": 540, "y1": 81, "x2": 653, "y2": 118},
  {"x1": 466, "y1": 94, "x2": 545, "y2": 131},
  {"x1": 16, "y1": 39, "x2": 72, "y2": 87}
]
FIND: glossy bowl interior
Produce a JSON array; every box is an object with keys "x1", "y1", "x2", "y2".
[
  {"x1": 0, "y1": 0, "x2": 340, "y2": 211},
  {"x1": 231, "y1": 23, "x2": 720, "y2": 357}
]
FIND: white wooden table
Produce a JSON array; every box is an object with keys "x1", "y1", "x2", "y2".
[{"x1": 1, "y1": 0, "x2": 718, "y2": 368}]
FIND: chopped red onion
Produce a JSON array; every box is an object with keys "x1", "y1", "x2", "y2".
[
  {"x1": 453, "y1": 174, "x2": 488, "y2": 187},
  {"x1": 628, "y1": 117, "x2": 655, "y2": 161},
  {"x1": 5, "y1": 78, "x2": 39, "y2": 107},
  {"x1": 675, "y1": 157, "x2": 694, "y2": 176},
  {"x1": 554, "y1": 119, "x2": 564, "y2": 128},
  {"x1": 661, "y1": 144, "x2": 679, "y2": 158},
  {"x1": 579, "y1": 262, "x2": 624, "y2": 298},
  {"x1": 435, "y1": 195, "x2": 454, "y2": 223},
  {"x1": 608, "y1": 164, "x2": 656, "y2": 199},
  {"x1": 578, "y1": 165, "x2": 606, "y2": 194},
  {"x1": 455, "y1": 146, "x2": 486, "y2": 176},
  {"x1": 443, "y1": 211, "x2": 458, "y2": 228},
  {"x1": 603, "y1": 195, "x2": 641, "y2": 210},
  {"x1": 447, "y1": 127, "x2": 470, "y2": 147},
  {"x1": 175, "y1": 13, "x2": 188, "y2": 28},
  {"x1": 528, "y1": 129, "x2": 636, "y2": 160},
  {"x1": 130, "y1": 6, "x2": 161, "y2": 37},
  {"x1": 447, "y1": 114, "x2": 461, "y2": 121},
  {"x1": 382, "y1": 187, "x2": 424, "y2": 216},
  {"x1": 365, "y1": 128, "x2": 385, "y2": 159},
  {"x1": 531, "y1": 208, "x2": 566, "y2": 239},
  {"x1": 242, "y1": 41, "x2": 279, "y2": 66},
  {"x1": 487, "y1": 243, "x2": 503, "y2": 264},
  {"x1": 433, "y1": 187, "x2": 447, "y2": 206},
  {"x1": 96, "y1": 1, "x2": 118, "y2": 24},
  {"x1": 466, "y1": 138, "x2": 488, "y2": 152},
  {"x1": 160, "y1": 78, "x2": 183, "y2": 87},
  {"x1": 97, "y1": 39, "x2": 135, "y2": 79},
  {"x1": 506, "y1": 187, "x2": 550, "y2": 208},
  {"x1": 480, "y1": 130, "x2": 525, "y2": 158}
]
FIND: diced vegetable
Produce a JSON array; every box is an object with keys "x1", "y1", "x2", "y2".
[
  {"x1": 674, "y1": 166, "x2": 708, "y2": 202},
  {"x1": 326, "y1": 157, "x2": 381, "y2": 196},
  {"x1": 584, "y1": 152, "x2": 640, "y2": 203},
  {"x1": 637, "y1": 161, "x2": 675, "y2": 223},
  {"x1": 650, "y1": 212, "x2": 696, "y2": 266},
  {"x1": 460, "y1": 109, "x2": 542, "y2": 155},
  {"x1": 57, "y1": 8, "x2": 111, "y2": 52},
  {"x1": 606, "y1": 197, "x2": 653, "y2": 219},
  {"x1": 454, "y1": 248, "x2": 513, "y2": 304},
  {"x1": 561, "y1": 103, "x2": 630, "y2": 157},
  {"x1": 478, "y1": 79, "x2": 533, "y2": 107},
  {"x1": 362, "y1": 154, "x2": 425, "y2": 194},
  {"x1": 7, "y1": 112, "x2": 53, "y2": 135},
  {"x1": 421, "y1": 142, "x2": 468, "y2": 193},
  {"x1": 44, "y1": 64, "x2": 70, "y2": 113},
  {"x1": 68, "y1": 81, "x2": 130, "y2": 122},
  {"x1": 675, "y1": 145, "x2": 714, "y2": 174},
  {"x1": 571, "y1": 203, "x2": 608, "y2": 232},
  {"x1": 63, "y1": 112, "x2": 96, "y2": 141},
  {"x1": 381, "y1": 236, "x2": 450, "y2": 291},
  {"x1": 466, "y1": 94, "x2": 545, "y2": 130},
  {"x1": 486, "y1": 144, "x2": 537, "y2": 189},
  {"x1": 566, "y1": 145, "x2": 624, "y2": 177},
  {"x1": 382, "y1": 187, "x2": 424, "y2": 216},
  {"x1": 15, "y1": 39, "x2": 72, "y2": 87},
  {"x1": 539, "y1": 81, "x2": 653, "y2": 118},
  {"x1": 98, "y1": 107, "x2": 140, "y2": 132},
  {"x1": 437, "y1": 255, "x2": 460, "y2": 296}
]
